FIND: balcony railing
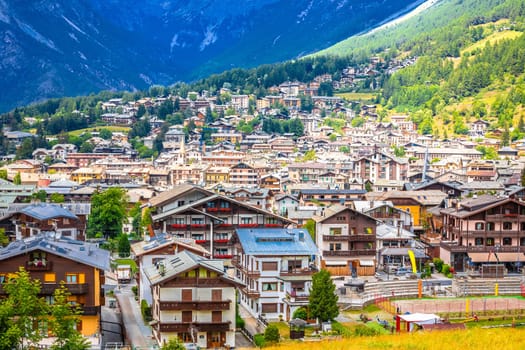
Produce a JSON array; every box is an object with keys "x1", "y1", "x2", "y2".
[
  {"x1": 206, "y1": 207, "x2": 219, "y2": 212},
  {"x1": 242, "y1": 288, "x2": 260, "y2": 298},
  {"x1": 285, "y1": 291, "x2": 310, "y2": 303},
  {"x1": 348, "y1": 234, "x2": 376, "y2": 242},
  {"x1": 323, "y1": 235, "x2": 349, "y2": 242},
  {"x1": 158, "y1": 321, "x2": 231, "y2": 333},
  {"x1": 82, "y1": 305, "x2": 100, "y2": 315},
  {"x1": 219, "y1": 207, "x2": 232, "y2": 212},
  {"x1": 280, "y1": 268, "x2": 314, "y2": 277},
  {"x1": 216, "y1": 223, "x2": 233, "y2": 228},
  {"x1": 25, "y1": 261, "x2": 53, "y2": 271},
  {"x1": 214, "y1": 239, "x2": 229, "y2": 244},
  {"x1": 440, "y1": 241, "x2": 525, "y2": 253},
  {"x1": 40, "y1": 283, "x2": 89, "y2": 295},
  {"x1": 159, "y1": 300, "x2": 231, "y2": 311},
  {"x1": 171, "y1": 224, "x2": 187, "y2": 230},
  {"x1": 190, "y1": 224, "x2": 208, "y2": 230},
  {"x1": 323, "y1": 249, "x2": 375, "y2": 257},
  {"x1": 195, "y1": 239, "x2": 207, "y2": 244},
  {"x1": 239, "y1": 223, "x2": 259, "y2": 228},
  {"x1": 214, "y1": 254, "x2": 233, "y2": 259}
]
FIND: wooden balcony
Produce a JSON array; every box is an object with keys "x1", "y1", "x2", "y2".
[
  {"x1": 242, "y1": 288, "x2": 260, "y2": 298},
  {"x1": 285, "y1": 292, "x2": 310, "y2": 303},
  {"x1": 348, "y1": 234, "x2": 375, "y2": 242},
  {"x1": 159, "y1": 300, "x2": 231, "y2": 311},
  {"x1": 25, "y1": 261, "x2": 53, "y2": 271},
  {"x1": 82, "y1": 305, "x2": 101, "y2": 316},
  {"x1": 323, "y1": 249, "x2": 376, "y2": 257},
  {"x1": 158, "y1": 321, "x2": 231, "y2": 333},
  {"x1": 323, "y1": 235, "x2": 349, "y2": 242},
  {"x1": 239, "y1": 224, "x2": 259, "y2": 228},
  {"x1": 190, "y1": 224, "x2": 208, "y2": 230},
  {"x1": 40, "y1": 283, "x2": 89, "y2": 295},
  {"x1": 171, "y1": 224, "x2": 188, "y2": 230},
  {"x1": 280, "y1": 268, "x2": 315, "y2": 277},
  {"x1": 440, "y1": 241, "x2": 525, "y2": 253}
]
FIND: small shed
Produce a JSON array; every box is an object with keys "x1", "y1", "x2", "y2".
[
  {"x1": 395, "y1": 313, "x2": 441, "y2": 332},
  {"x1": 289, "y1": 318, "x2": 307, "y2": 339}
]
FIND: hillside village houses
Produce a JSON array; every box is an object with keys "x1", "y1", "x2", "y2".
[{"x1": 2, "y1": 66, "x2": 525, "y2": 348}]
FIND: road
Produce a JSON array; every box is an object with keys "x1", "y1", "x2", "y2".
[{"x1": 115, "y1": 283, "x2": 158, "y2": 349}]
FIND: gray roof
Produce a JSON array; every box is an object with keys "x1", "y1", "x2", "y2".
[
  {"x1": 0, "y1": 234, "x2": 110, "y2": 271},
  {"x1": 19, "y1": 204, "x2": 78, "y2": 221},
  {"x1": 236, "y1": 228, "x2": 318, "y2": 256},
  {"x1": 144, "y1": 250, "x2": 242, "y2": 286}
]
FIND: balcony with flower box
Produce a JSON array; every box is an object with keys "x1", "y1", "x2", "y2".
[
  {"x1": 190, "y1": 224, "x2": 208, "y2": 230},
  {"x1": 171, "y1": 224, "x2": 188, "y2": 230},
  {"x1": 214, "y1": 239, "x2": 230, "y2": 244},
  {"x1": 206, "y1": 207, "x2": 219, "y2": 212},
  {"x1": 239, "y1": 223, "x2": 259, "y2": 228},
  {"x1": 25, "y1": 260, "x2": 53, "y2": 271},
  {"x1": 214, "y1": 254, "x2": 233, "y2": 259},
  {"x1": 158, "y1": 321, "x2": 231, "y2": 333},
  {"x1": 219, "y1": 207, "x2": 232, "y2": 212}
]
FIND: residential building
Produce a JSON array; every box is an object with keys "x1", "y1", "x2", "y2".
[
  {"x1": 144, "y1": 250, "x2": 242, "y2": 349},
  {"x1": 149, "y1": 184, "x2": 295, "y2": 259},
  {"x1": 439, "y1": 195, "x2": 525, "y2": 272},
  {"x1": 314, "y1": 205, "x2": 378, "y2": 276},
  {"x1": 0, "y1": 235, "x2": 109, "y2": 337},
  {"x1": 229, "y1": 162, "x2": 259, "y2": 187},
  {"x1": 233, "y1": 228, "x2": 318, "y2": 321},
  {"x1": 132, "y1": 234, "x2": 211, "y2": 305}
]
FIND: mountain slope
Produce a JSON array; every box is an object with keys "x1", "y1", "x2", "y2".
[{"x1": 0, "y1": 0, "x2": 424, "y2": 112}]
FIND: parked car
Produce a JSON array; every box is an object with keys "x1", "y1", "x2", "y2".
[{"x1": 395, "y1": 267, "x2": 412, "y2": 276}]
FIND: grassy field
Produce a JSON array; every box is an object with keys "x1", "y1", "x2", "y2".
[
  {"x1": 461, "y1": 30, "x2": 522, "y2": 56},
  {"x1": 113, "y1": 258, "x2": 138, "y2": 274},
  {"x1": 262, "y1": 328, "x2": 525, "y2": 350},
  {"x1": 335, "y1": 92, "x2": 376, "y2": 101},
  {"x1": 66, "y1": 126, "x2": 130, "y2": 137}
]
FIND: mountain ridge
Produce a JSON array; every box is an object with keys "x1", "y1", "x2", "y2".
[{"x1": 0, "y1": 0, "x2": 423, "y2": 112}]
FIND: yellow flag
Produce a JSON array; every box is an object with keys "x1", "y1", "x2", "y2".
[{"x1": 408, "y1": 249, "x2": 417, "y2": 274}]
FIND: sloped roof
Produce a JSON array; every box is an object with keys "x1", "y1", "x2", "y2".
[
  {"x1": 131, "y1": 235, "x2": 210, "y2": 257},
  {"x1": 236, "y1": 228, "x2": 318, "y2": 256},
  {"x1": 0, "y1": 235, "x2": 110, "y2": 271},
  {"x1": 18, "y1": 204, "x2": 78, "y2": 221},
  {"x1": 149, "y1": 184, "x2": 213, "y2": 207},
  {"x1": 143, "y1": 250, "x2": 242, "y2": 287}
]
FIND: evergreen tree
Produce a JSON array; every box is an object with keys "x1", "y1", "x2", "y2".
[
  {"x1": 308, "y1": 269, "x2": 339, "y2": 322},
  {"x1": 117, "y1": 234, "x2": 131, "y2": 258}
]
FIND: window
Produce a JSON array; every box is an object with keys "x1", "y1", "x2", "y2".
[
  {"x1": 521, "y1": 237, "x2": 525, "y2": 246},
  {"x1": 329, "y1": 243, "x2": 342, "y2": 251},
  {"x1": 503, "y1": 222, "x2": 512, "y2": 230},
  {"x1": 329, "y1": 227, "x2": 342, "y2": 235},
  {"x1": 503, "y1": 237, "x2": 512, "y2": 246},
  {"x1": 475, "y1": 238, "x2": 484, "y2": 246},
  {"x1": 63, "y1": 218, "x2": 69, "y2": 225},
  {"x1": 241, "y1": 217, "x2": 253, "y2": 224},
  {"x1": 365, "y1": 227, "x2": 373, "y2": 235},
  {"x1": 262, "y1": 262, "x2": 278, "y2": 271},
  {"x1": 45, "y1": 295, "x2": 54, "y2": 304},
  {"x1": 262, "y1": 283, "x2": 278, "y2": 291},
  {"x1": 336, "y1": 216, "x2": 345, "y2": 221},
  {"x1": 199, "y1": 268, "x2": 208, "y2": 278},
  {"x1": 261, "y1": 303, "x2": 278, "y2": 313},
  {"x1": 182, "y1": 311, "x2": 192, "y2": 323},
  {"x1": 44, "y1": 273, "x2": 56, "y2": 283},
  {"x1": 182, "y1": 289, "x2": 192, "y2": 301},
  {"x1": 177, "y1": 200, "x2": 185, "y2": 207},
  {"x1": 0, "y1": 274, "x2": 6, "y2": 284},
  {"x1": 475, "y1": 222, "x2": 484, "y2": 230},
  {"x1": 487, "y1": 222, "x2": 495, "y2": 231},
  {"x1": 486, "y1": 237, "x2": 495, "y2": 246},
  {"x1": 212, "y1": 311, "x2": 222, "y2": 323},
  {"x1": 66, "y1": 273, "x2": 85, "y2": 284}
]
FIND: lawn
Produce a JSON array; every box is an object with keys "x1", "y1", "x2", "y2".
[
  {"x1": 461, "y1": 30, "x2": 522, "y2": 56},
  {"x1": 262, "y1": 328, "x2": 525, "y2": 350},
  {"x1": 335, "y1": 92, "x2": 376, "y2": 101},
  {"x1": 113, "y1": 258, "x2": 138, "y2": 274},
  {"x1": 66, "y1": 125, "x2": 131, "y2": 137}
]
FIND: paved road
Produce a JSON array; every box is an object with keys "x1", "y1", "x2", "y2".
[{"x1": 115, "y1": 283, "x2": 158, "y2": 349}]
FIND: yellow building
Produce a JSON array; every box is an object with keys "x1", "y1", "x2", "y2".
[
  {"x1": 205, "y1": 166, "x2": 230, "y2": 185},
  {"x1": 71, "y1": 167, "x2": 103, "y2": 184}
]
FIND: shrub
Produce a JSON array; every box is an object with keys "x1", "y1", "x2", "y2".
[
  {"x1": 254, "y1": 334, "x2": 266, "y2": 347},
  {"x1": 433, "y1": 258, "x2": 444, "y2": 273},
  {"x1": 353, "y1": 324, "x2": 381, "y2": 337},
  {"x1": 236, "y1": 313, "x2": 245, "y2": 329},
  {"x1": 264, "y1": 324, "x2": 280, "y2": 343},
  {"x1": 140, "y1": 299, "x2": 152, "y2": 322},
  {"x1": 292, "y1": 307, "x2": 308, "y2": 320},
  {"x1": 131, "y1": 286, "x2": 138, "y2": 296},
  {"x1": 331, "y1": 321, "x2": 353, "y2": 338},
  {"x1": 442, "y1": 264, "x2": 450, "y2": 275}
]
